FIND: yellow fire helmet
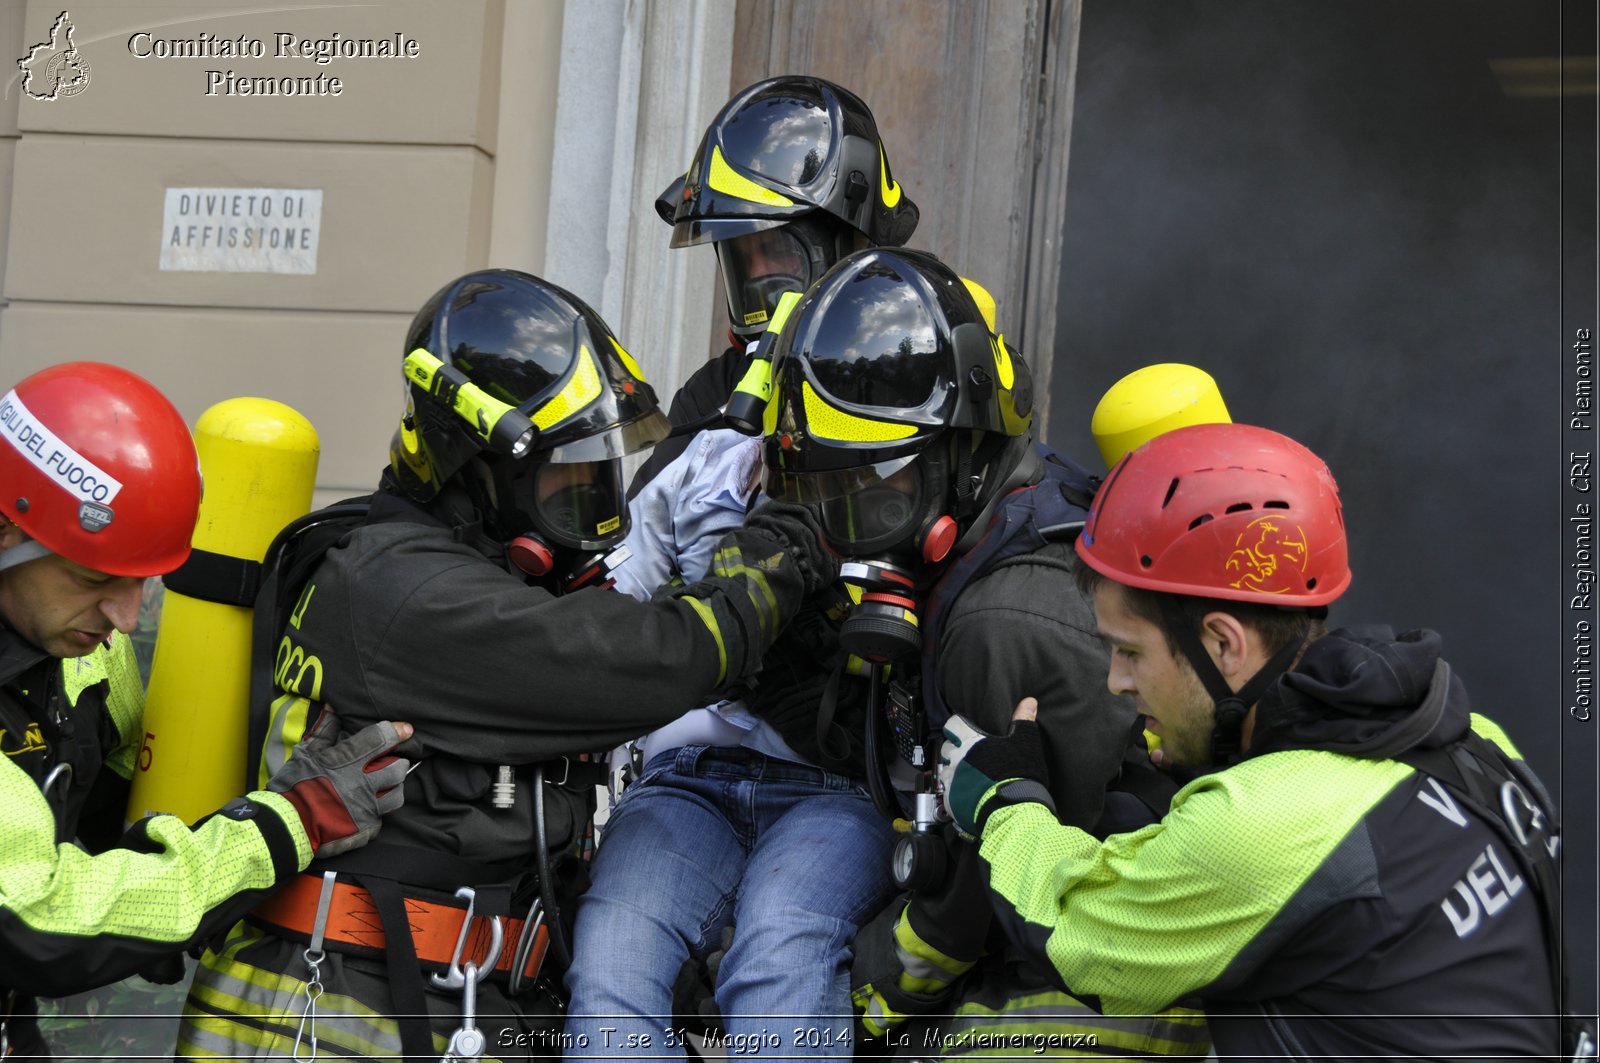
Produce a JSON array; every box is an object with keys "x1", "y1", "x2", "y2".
[{"x1": 1090, "y1": 362, "x2": 1231, "y2": 471}]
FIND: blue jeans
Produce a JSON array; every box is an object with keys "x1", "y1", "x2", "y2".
[{"x1": 563, "y1": 745, "x2": 897, "y2": 1062}]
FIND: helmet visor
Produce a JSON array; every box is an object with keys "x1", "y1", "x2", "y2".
[
  {"x1": 796, "y1": 259, "x2": 951, "y2": 410},
  {"x1": 532, "y1": 459, "x2": 628, "y2": 547},
  {"x1": 762, "y1": 452, "x2": 918, "y2": 506},
  {"x1": 716, "y1": 228, "x2": 813, "y2": 332},
  {"x1": 543, "y1": 406, "x2": 671, "y2": 463}
]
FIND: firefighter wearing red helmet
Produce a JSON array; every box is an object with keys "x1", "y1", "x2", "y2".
[
  {"x1": 937, "y1": 422, "x2": 1572, "y2": 1060},
  {"x1": 0, "y1": 363, "x2": 411, "y2": 1062}
]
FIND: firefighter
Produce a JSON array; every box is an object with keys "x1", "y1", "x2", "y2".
[
  {"x1": 629, "y1": 74, "x2": 920, "y2": 492},
  {"x1": 178, "y1": 270, "x2": 837, "y2": 1060},
  {"x1": 941, "y1": 421, "x2": 1570, "y2": 1059},
  {"x1": 0, "y1": 361, "x2": 410, "y2": 1061},
  {"x1": 564, "y1": 77, "x2": 918, "y2": 1054},
  {"x1": 759, "y1": 248, "x2": 1212, "y2": 1055}
]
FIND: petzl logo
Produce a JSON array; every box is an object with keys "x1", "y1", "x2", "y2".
[
  {"x1": 1225, "y1": 515, "x2": 1308, "y2": 595},
  {"x1": 17, "y1": 11, "x2": 91, "y2": 101}
]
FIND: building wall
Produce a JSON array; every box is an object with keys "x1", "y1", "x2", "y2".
[
  {"x1": 729, "y1": 0, "x2": 1079, "y2": 428},
  {"x1": 0, "y1": 0, "x2": 550, "y2": 503},
  {"x1": 1, "y1": 2, "x2": 1071, "y2": 495}
]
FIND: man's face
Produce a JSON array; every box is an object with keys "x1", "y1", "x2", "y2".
[
  {"x1": 0, "y1": 548, "x2": 144, "y2": 659},
  {"x1": 722, "y1": 228, "x2": 809, "y2": 282},
  {"x1": 1093, "y1": 581, "x2": 1215, "y2": 771}
]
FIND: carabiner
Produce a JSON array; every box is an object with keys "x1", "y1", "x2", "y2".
[{"x1": 429, "y1": 887, "x2": 504, "y2": 991}]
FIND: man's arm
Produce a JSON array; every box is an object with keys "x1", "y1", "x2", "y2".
[
  {"x1": 316, "y1": 501, "x2": 832, "y2": 762},
  {"x1": 955, "y1": 709, "x2": 1413, "y2": 1014},
  {"x1": 938, "y1": 546, "x2": 1136, "y2": 828},
  {"x1": 1, "y1": 717, "x2": 407, "y2": 997},
  {"x1": 0, "y1": 753, "x2": 306, "y2": 996}
]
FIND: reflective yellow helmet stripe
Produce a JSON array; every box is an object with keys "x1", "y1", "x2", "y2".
[
  {"x1": 959, "y1": 277, "x2": 998, "y2": 332},
  {"x1": 609, "y1": 335, "x2": 648, "y2": 382},
  {"x1": 878, "y1": 142, "x2": 902, "y2": 208},
  {"x1": 992, "y1": 333, "x2": 1015, "y2": 391},
  {"x1": 531, "y1": 343, "x2": 604, "y2": 431},
  {"x1": 801, "y1": 381, "x2": 918, "y2": 442},
  {"x1": 709, "y1": 145, "x2": 794, "y2": 207}
]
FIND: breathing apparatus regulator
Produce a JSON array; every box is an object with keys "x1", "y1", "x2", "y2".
[{"x1": 389, "y1": 270, "x2": 670, "y2": 594}]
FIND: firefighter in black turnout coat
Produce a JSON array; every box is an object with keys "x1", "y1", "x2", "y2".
[{"x1": 179, "y1": 270, "x2": 835, "y2": 1059}]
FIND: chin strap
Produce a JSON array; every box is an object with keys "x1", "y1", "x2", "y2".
[{"x1": 1157, "y1": 597, "x2": 1310, "y2": 766}]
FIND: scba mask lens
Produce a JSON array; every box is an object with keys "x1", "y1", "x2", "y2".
[
  {"x1": 819, "y1": 459, "x2": 924, "y2": 556},
  {"x1": 532, "y1": 459, "x2": 626, "y2": 548},
  {"x1": 717, "y1": 227, "x2": 810, "y2": 332},
  {"x1": 822, "y1": 474, "x2": 918, "y2": 550}
]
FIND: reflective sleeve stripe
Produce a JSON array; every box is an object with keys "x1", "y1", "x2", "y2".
[
  {"x1": 851, "y1": 983, "x2": 909, "y2": 1038},
  {"x1": 710, "y1": 543, "x2": 781, "y2": 639},
  {"x1": 185, "y1": 934, "x2": 431, "y2": 1060},
  {"x1": 681, "y1": 596, "x2": 728, "y2": 685},
  {"x1": 894, "y1": 908, "x2": 976, "y2": 993}
]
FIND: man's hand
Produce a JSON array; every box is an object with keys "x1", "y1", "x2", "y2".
[
  {"x1": 903, "y1": 827, "x2": 990, "y2": 962},
  {"x1": 744, "y1": 498, "x2": 839, "y2": 597},
  {"x1": 938, "y1": 697, "x2": 1054, "y2": 839},
  {"x1": 266, "y1": 709, "x2": 413, "y2": 858}
]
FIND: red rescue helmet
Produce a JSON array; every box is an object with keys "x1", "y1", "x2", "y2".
[
  {"x1": 1076, "y1": 422, "x2": 1350, "y2": 607},
  {"x1": 0, "y1": 362, "x2": 202, "y2": 577}
]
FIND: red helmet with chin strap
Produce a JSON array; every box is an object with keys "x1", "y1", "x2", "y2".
[
  {"x1": 1076, "y1": 422, "x2": 1350, "y2": 608},
  {"x1": 0, "y1": 362, "x2": 202, "y2": 578}
]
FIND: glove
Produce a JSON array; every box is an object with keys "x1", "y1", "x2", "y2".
[
  {"x1": 938, "y1": 707, "x2": 1054, "y2": 839},
  {"x1": 902, "y1": 827, "x2": 990, "y2": 965},
  {"x1": 744, "y1": 498, "x2": 839, "y2": 598},
  {"x1": 266, "y1": 709, "x2": 411, "y2": 858},
  {"x1": 137, "y1": 951, "x2": 188, "y2": 985}
]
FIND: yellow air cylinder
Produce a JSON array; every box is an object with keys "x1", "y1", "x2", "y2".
[
  {"x1": 1091, "y1": 363, "x2": 1232, "y2": 471},
  {"x1": 127, "y1": 399, "x2": 319, "y2": 824}
]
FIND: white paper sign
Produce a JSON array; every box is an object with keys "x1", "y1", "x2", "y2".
[{"x1": 160, "y1": 187, "x2": 322, "y2": 274}]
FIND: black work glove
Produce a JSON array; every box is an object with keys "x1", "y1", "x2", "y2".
[
  {"x1": 266, "y1": 709, "x2": 411, "y2": 858},
  {"x1": 904, "y1": 827, "x2": 991, "y2": 964},
  {"x1": 744, "y1": 498, "x2": 839, "y2": 598},
  {"x1": 137, "y1": 951, "x2": 187, "y2": 985},
  {"x1": 938, "y1": 699, "x2": 1055, "y2": 840}
]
